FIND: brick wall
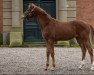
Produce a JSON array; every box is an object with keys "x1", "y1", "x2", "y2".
[
  {"x1": 67, "y1": 0, "x2": 76, "y2": 21},
  {"x1": 77, "y1": 0, "x2": 94, "y2": 26},
  {"x1": 3, "y1": 0, "x2": 12, "y2": 44},
  {"x1": 0, "y1": 0, "x2": 3, "y2": 32},
  {"x1": 3, "y1": 0, "x2": 12, "y2": 32}
]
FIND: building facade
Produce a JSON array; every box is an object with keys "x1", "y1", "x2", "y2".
[
  {"x1": 2, "y1": 0, "x2": 76, "y2": 45},
  {"x1": 0, "y1": 0, "x2": 3, "y2": 33},
  {"x1": 77, "y1": 0, "x2": 94, "y2": 26}
]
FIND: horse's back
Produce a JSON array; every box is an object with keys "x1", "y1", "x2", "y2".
[
  {"x1": 69, "y1": 20, "x2": 90, "y2": 33},
  {"x1": 54, "y1": 20, "x2": 90, "y2": 41}
]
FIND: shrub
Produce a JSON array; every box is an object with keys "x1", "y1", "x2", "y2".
[
  {"x1": 9, "y1": 32, "x2": 23, "y2": 47},
  {"x1": 57, "y1": 41, "x2": 69, "y2": 47},
  {"x1": 6, "y1": 33, "x2": 10, "y2": 45},
  {"x1": 69, "y1": 40, "x2": 78, "y2": 47},
  {"x1": 9, "y1": 39, "x2": 22, "y2": 47}
]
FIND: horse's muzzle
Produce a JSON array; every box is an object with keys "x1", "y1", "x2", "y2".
[{"x1": 21, "y1": 14, "x2": 25, "y2": 19}]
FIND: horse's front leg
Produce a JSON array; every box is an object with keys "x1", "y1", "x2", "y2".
[
  {"x1": 45, "y1": 39, "x2": 55, "y2": 71},
  {"x1": 50, "y1": 42, "x2": 55, "y2": 71},
  {"x1": 45, "y1": 43, "x2": 50, "y2": 71}
]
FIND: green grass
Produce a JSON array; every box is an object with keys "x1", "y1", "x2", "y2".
[
  {"x1": 23, "y1": 42, "x2": 80, "y2": 48},
  {"x1": 1, "y1": 41, "x2": 94, "y2": 48}
]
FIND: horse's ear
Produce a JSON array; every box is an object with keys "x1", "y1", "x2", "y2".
[
  {"x1": 28, "y1": 3, "x2": 35, "y2": 8},
  {"x1": 32, "y1": 3, "x2": 37, "y2": 7},
  {"x1": 29, "y1": 2, "x2": 36, "y2": 5},
  {"x1": 29, "y1": 3, "x2": 32, "y2": 5}
]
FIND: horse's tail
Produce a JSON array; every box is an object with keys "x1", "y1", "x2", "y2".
[{"x1": 89, "y1": 25, "x2": 94, "y2": 45}]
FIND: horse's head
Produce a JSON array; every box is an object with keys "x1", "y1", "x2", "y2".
[{"x1": 21, "y1": 3, "x2": 36, "y2": 19}]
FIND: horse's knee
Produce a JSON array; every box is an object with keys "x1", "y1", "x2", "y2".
[
  {"x1": 51, "y1": 52, "x2": 55, "y2": 57},
  {"x1": 46, "y1": 50, "x2": 50, "y2": 56}
]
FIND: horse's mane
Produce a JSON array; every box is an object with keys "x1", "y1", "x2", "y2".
[{"x1": 36, "y1": 6, "x2": 52, "y2": 19}]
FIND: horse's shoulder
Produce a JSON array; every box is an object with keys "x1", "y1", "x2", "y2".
[{"x1": 42, "y1": 25, "x2": 55, "y2": 40}]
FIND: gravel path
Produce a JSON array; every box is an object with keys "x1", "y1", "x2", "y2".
[{"x1": 0, "y1": 47, "x2": 94, "y2": 74}]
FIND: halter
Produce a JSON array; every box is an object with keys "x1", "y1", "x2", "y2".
[
  {"x1": 25, "y1": 6, "x2": 36, "y2": 21},
  {"x1": 31, "y1": 7, "x2": 36, "y2": 12}
]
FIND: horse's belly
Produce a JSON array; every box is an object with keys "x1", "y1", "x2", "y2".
[
  {"x1": 55, "y1": 36, "x2": 74, "y2": 41},
  {"x1": 55, "y1": 32, "x2": 76, "y2": 41}
]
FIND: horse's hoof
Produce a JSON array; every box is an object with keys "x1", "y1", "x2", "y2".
[
  {"x1": 91, "y1": 68, "x2": 94, "y2": 71},
  {"x1": 44, "y1": 68, "x2": 48, "y2": 71},
  {"x1": 91, "y1": 65, "x2": 94, "y2": 70},
  {"x1": 78, "y1": 65, "x2": 84, "y2": 70},
  {"x1": 79, "y1": 67, "x2": 82, "y2": 70},
  {"x1": 50, "y1": 67, "x2": 55, "y2": 71}
]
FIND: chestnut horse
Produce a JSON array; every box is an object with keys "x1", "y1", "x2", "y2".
[{"x1": 22, "y1": 3, "x2": 94, "y2": 70}]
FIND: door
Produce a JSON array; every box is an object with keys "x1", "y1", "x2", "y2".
[{"x1": 23, "y1": 0, "x2": 56, "y2": 42}]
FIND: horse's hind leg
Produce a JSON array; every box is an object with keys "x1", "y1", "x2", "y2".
[
  {"x1": 51, "y1": 46, "x2": 55, "y2": 71},
  {"x1": 79, "y1": 43, "x2": 87, "y2": 69},
  {"x1": 76, "y1": 38, "x2": 87, "y2": 69},
  {"x1": 84, "y1": 40, "x2": 94, "y2": 70}
]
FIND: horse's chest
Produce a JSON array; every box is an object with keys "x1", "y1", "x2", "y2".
[
  {"x1": 42, "y1": 32, "x2": 49, "y2": 40},
  {"x1": 42, "y1": 28, "x2": 55, "y2": 40}
]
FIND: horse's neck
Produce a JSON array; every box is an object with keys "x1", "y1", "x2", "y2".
[{"x1": 36, "y1": 13, "x2": 52, "y2": 31}]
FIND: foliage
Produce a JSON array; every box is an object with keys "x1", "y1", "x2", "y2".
[
  {"x1": 9, "y1": 39, "x2": 22, "y2": 47},
  {"x1": 9, "y1": 32, "x2": 23, "y2": 47},
  {"x1": 57, "y1": 41, "x2": 70, "y2": 47},
  {"x1": 6, "y1": 33, "x2": 10, "y2": 45}
]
